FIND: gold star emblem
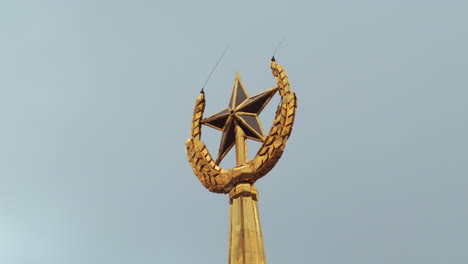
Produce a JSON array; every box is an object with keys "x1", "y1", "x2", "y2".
[{"x1": 202, "y1": 73, "x2": 278, "y2": 164}]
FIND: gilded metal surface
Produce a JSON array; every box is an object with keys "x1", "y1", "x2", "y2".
[
  {"x1": 185, "y1": 59, "x2": 297, "y2": 194},
  {"x1": 228, "y1": 184, "x2": 265, "y2": 264},
  {"x1": 185, "y1": 58, "x2": 297, "y2": 263}
]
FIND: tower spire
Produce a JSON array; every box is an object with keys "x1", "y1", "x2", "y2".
[{"x1": 185, "y1": 58, "x2": 298, "y2": 263}]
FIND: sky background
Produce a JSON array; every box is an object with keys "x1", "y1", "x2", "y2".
[{"x1": 1, "y1": 0, "x2": 467, "y2": 263}]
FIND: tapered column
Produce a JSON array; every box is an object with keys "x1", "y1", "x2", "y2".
[{"x1": 228, "y1": 183, "x2": 266, "y2": 264}]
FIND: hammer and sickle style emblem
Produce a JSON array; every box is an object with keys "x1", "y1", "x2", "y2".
[{"x1": 185, "y1": 58, "x2": 297, "y2": 194}]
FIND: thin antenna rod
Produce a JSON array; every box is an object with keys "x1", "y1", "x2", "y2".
[
  {"x1": 272, "y1": 38, "x2": 285, "y2": 59},
  {"x1": 201, "y1": 44, "x2": 230, "y2": 92}
]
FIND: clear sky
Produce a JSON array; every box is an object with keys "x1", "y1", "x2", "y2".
[{"x1": 1, "y1": 0, "x2": 467, "y2": 263}]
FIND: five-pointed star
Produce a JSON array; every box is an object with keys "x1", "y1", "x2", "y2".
[{"x1": 202, "y1": 73, "x2": 278, "y2": 164}]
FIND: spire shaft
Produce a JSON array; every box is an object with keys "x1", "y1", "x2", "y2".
[{"x1": 229, "y1": 184, "x2": 266, "y2": 264}]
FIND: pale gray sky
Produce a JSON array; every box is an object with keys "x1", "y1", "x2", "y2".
[{"x1": 1, "y1": 0, "x2": 467, "y2": 263}]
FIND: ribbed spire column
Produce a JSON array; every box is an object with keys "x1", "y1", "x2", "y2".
[{"x1": 228, "y1": 183, "x2": 266, "y2": 264}]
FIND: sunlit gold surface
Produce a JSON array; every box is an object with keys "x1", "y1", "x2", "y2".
[
  {"x1": 229, "y1": 184, "x2": 265, "y2": 264},
  {"x1": 185, "y1": 59, "x2": 297, "y2": 263},
  {"x1": 235, "y1": 126, "x2": 248, "y2": 166}
]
